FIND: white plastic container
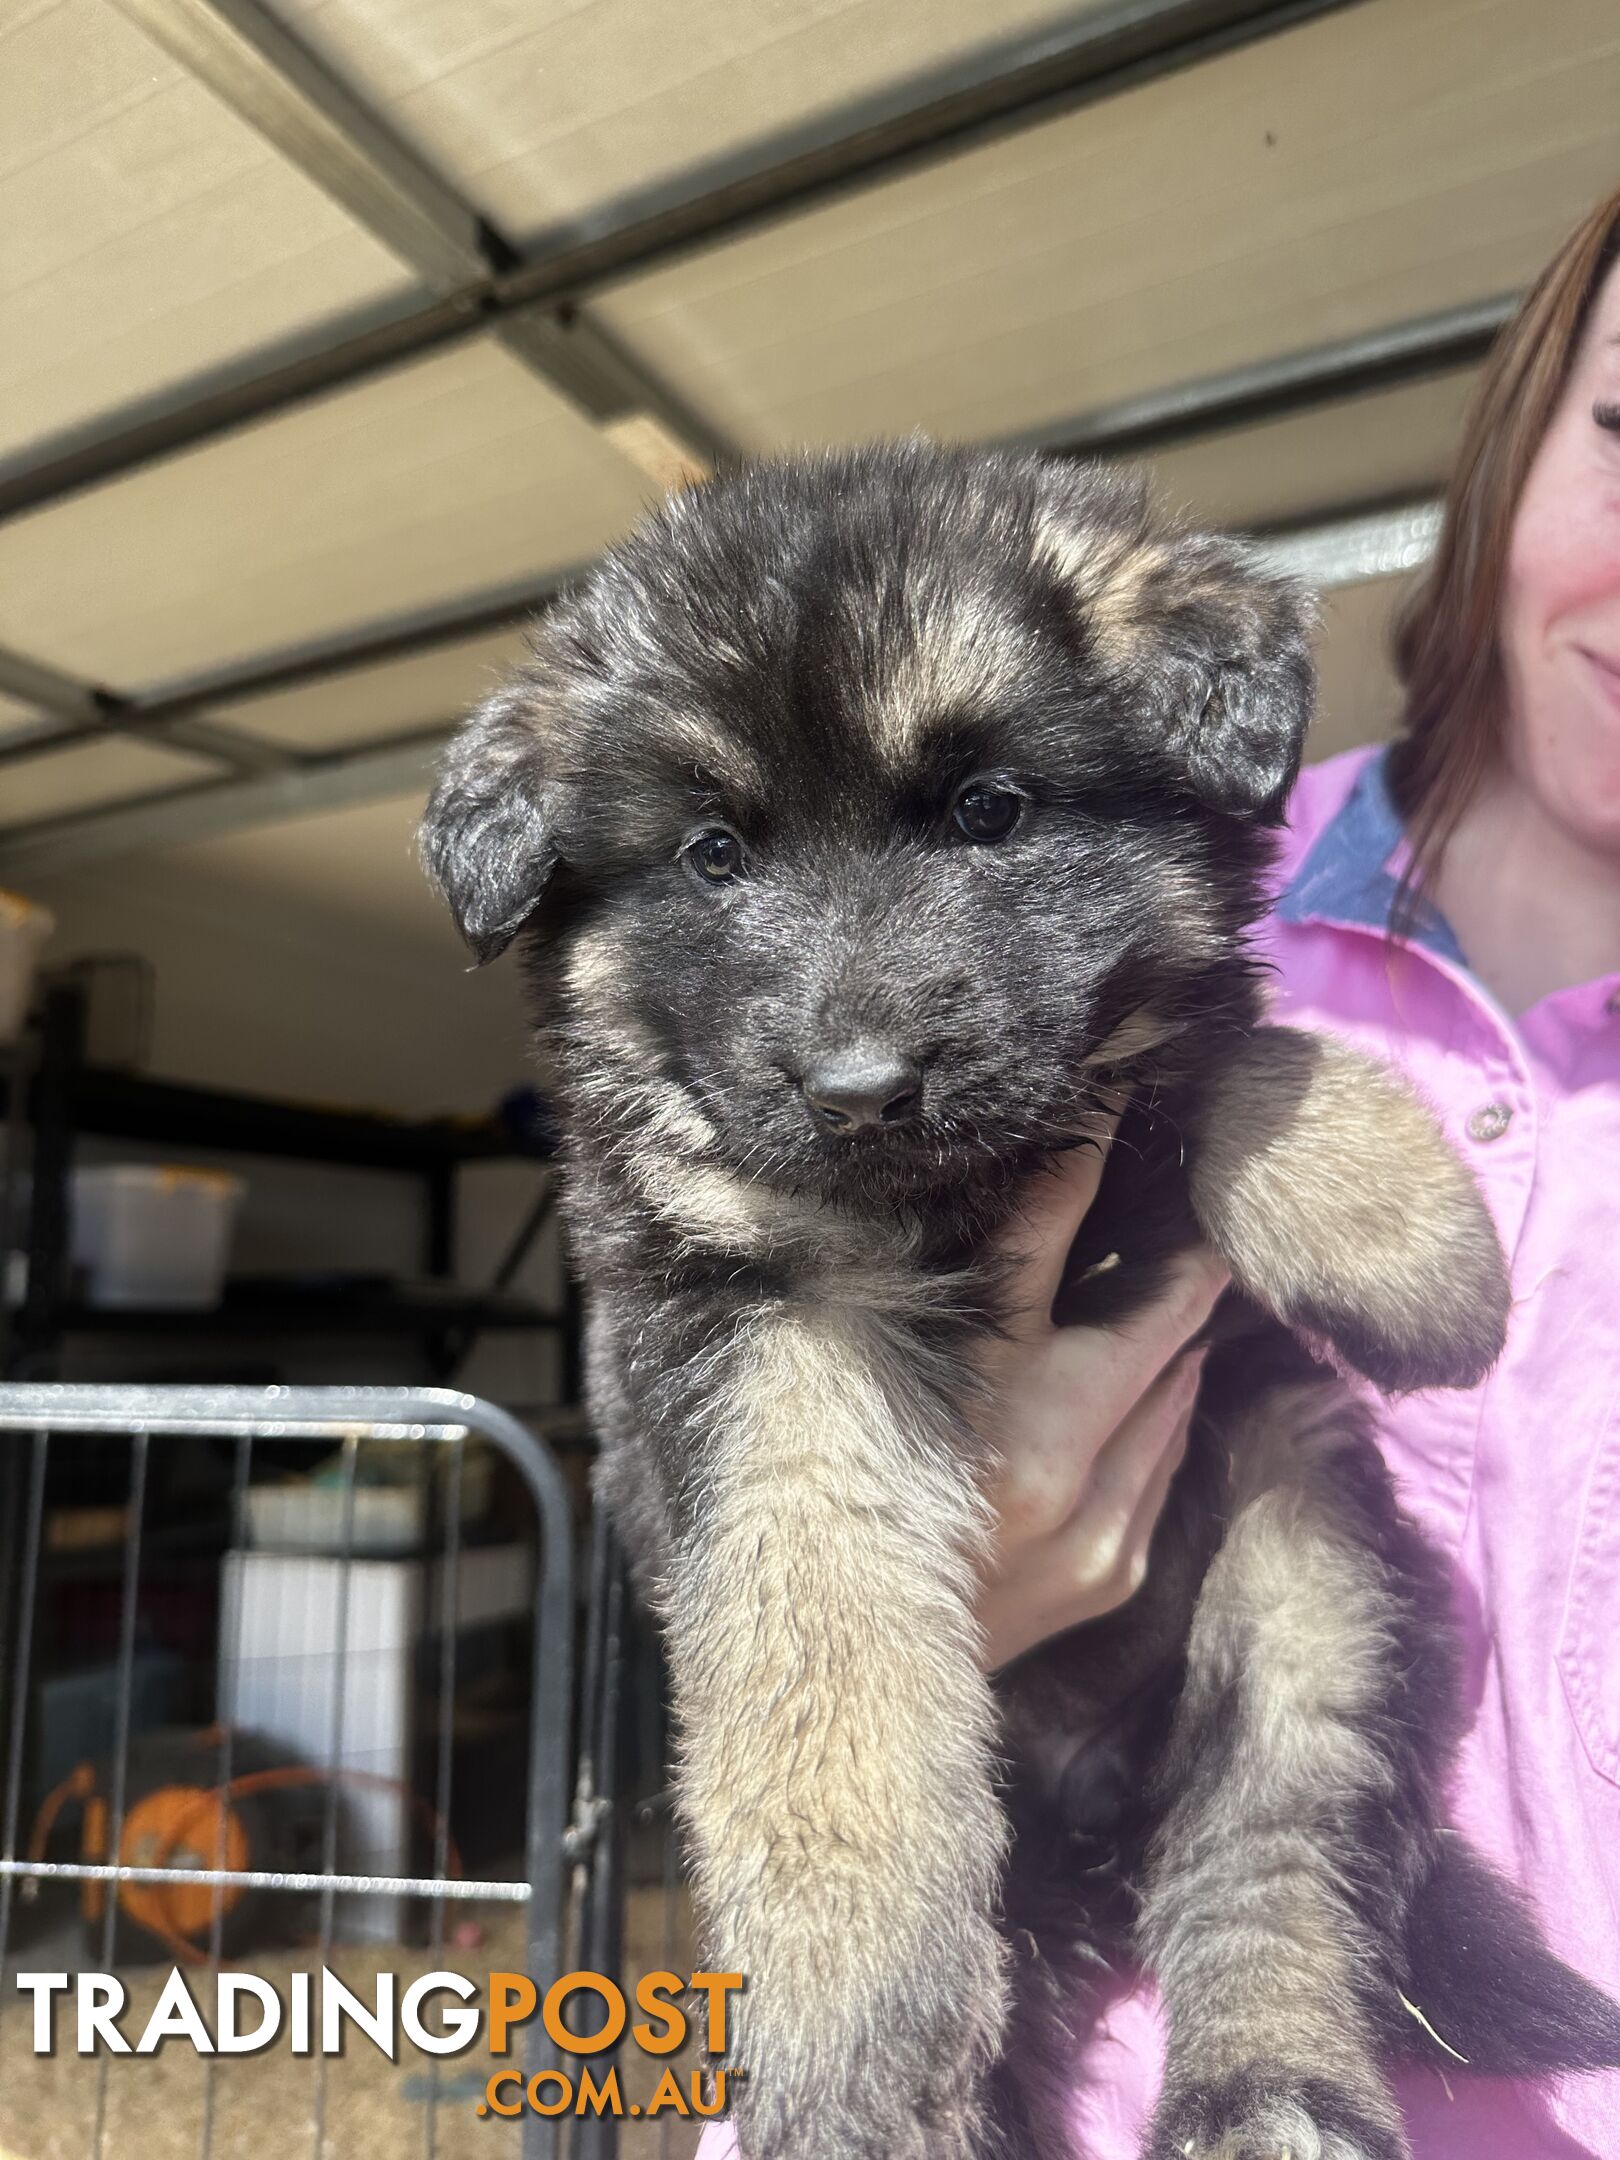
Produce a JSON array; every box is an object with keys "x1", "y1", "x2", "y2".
[
  {"x1": 238, "y1": 1445, "x2": 493, "y2": 1553},
  {"x1": 0, "y1": 889, "x2": 54, "y2": 1043},
  {"x1": 70, "y1": 1165, "x2": 245, "y2": 1309}
]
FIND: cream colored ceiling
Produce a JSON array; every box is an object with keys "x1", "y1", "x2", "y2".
[
  {"x1": 0, "y1": 0, "x2": 1613, "y2": 871},
  {"x1": 595, "y1": 0, "x2": 1618, "y2": 449},
  {"x1": 1309, "y1": 573, "x2": 1409, "y2": 764},
  {"x1": 206, "y1": 625, "x2": 536, "y2": 748},
  {"x1": 275, "y1": 0, "x2": 1095, "y2": 240},
  {"x1": 0, "y1": 734, "x2": 215, "y2": 826},
  {"x1": 0, "y1": 337, "x2": 652, "y2": 681},
  {"x1": 157, "y1": 785, "x2": 459, "y2": 940},
  {"x1": 1135, "y1": 368, "x2": 1483, "y2": 533},
  {"x1": 0, "y1": 0, "x2": 415, "y2": 463}
]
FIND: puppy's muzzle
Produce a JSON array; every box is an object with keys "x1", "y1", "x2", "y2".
[{"x1": 799, "y1": 1041, "x2": 922, "y2": 1134}]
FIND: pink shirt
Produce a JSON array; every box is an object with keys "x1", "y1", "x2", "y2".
[{"x1": 696, "y1": 743, "x2": 1620, "y2": 2160}]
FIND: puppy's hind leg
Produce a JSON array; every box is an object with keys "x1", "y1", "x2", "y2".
[
  {"x1": 658, "y1": 1301, "x2": 1010, "y2": 2160},
  {"x1": 1139, "y1": 1377, "x2": 1419, "y2": 2160}
]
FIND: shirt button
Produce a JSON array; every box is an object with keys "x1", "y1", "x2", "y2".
[{"x1": 1466, "y1": 1102, "x2": 1513, "y2": 1143}]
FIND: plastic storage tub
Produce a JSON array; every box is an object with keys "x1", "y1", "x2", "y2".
[
  {"x1": 0, "y1": 890, "x2": 54, "y2": 1043},
  {"x1": 238, "y1": 1440, "x2": 495, "y2": 1553},
  {"x1": 70, "y1": 1165, "x2": 245, "y2": 1308}
]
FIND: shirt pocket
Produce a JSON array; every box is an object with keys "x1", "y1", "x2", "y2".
[{"x1": 1557, "y1": 1394, "x2": 1620, "y2": 1786}]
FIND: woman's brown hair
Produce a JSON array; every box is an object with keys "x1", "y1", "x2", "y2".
[{"x1": 1386, "y1": 184, "x2": 1620, "y2": 921}]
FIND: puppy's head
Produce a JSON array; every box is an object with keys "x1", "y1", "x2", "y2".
[{"x1": 421, "y1": 443, "x2": 1313, "y2": 1202}]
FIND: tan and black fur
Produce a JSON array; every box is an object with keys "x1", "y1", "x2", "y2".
[{"x1": 420, "y1": 443, "x2": 1620, "y2": 2160}]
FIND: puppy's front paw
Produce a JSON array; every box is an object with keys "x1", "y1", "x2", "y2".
[
  {"x1": 1147, "y1": 2066, "x2": 1407, "y2": 2160},
  {"x1": 1191, "y1": 1028, "x2": 1511, "y2": 1395},
  {"x1": 726, "y1": 1925, "x2": 1006, "y2": 2160}
]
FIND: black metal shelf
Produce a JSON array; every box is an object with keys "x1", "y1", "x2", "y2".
[
  {"x1": 0, "y1": 1061, "x2": 553, "y2": 1170},
  {"x1": 59, "y1": 1280, "x2": 564, "y2": 1336},
  {"x1": 0, "y1": 983, "x2": 577, "y2": 1388}
]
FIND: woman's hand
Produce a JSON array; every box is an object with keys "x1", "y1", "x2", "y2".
[{"x1": 973, "y1": 1120, "x2": 1231, "y2": 1672}]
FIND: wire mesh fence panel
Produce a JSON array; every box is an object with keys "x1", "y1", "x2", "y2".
[
  {"x1": 565, "y1": 1510, "x2": 705, "y2": 2160},
  {"x1": 0, "y1": 1384, "x2": 574, "y2": 2160}
]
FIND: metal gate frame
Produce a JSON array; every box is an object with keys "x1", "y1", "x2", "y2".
[{"x1": 0, "y1": 1382, "x2": 575, "y2": 2159}]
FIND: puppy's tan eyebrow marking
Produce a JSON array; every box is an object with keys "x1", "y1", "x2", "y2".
[
  {"x1": 648, "y1": 724, "x2": 768, "y2": 814},
  {"x1": 864, "y1": 605, "x2": 1029, "y2": 770},
  {"x1": 564, "y1": 924, "x2": 623, "y2": 1001}
]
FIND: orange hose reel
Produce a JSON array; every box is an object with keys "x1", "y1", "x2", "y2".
[{"x1": 27, "y1": 1726, "x2": 461, "y2": 1966}]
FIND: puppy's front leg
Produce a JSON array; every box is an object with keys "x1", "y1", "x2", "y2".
[
  {"x1": 657, "y1": 1299, "x2": 1010, "y2": 2160},
  {"x1": 1189, "y1": 1026, "x2": 1510, "y2": 1392}
]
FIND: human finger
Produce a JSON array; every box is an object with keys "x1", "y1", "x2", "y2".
[
  {"x1": 988, "y1": 1333, "x2": 1201, "y2": 1569},
  {"x1": 1078, "y1": 1343, "x2": 1205, "y2": 1547},
  {"x1": 994, "y1": 1106, "x2": 1126, "y2": 1338},
  {"x1": 1045, "y1": 1243, "x2": 1230, "y2": 1429},
  {"x1": 1103, "y1": 1372, "x2": 1200, "y2": 1603}
]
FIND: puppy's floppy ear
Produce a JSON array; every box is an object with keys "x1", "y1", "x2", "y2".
[
  {"x1": 1042, "y1": 490, "x2": 1315, "y2": 821},
  {"x1": 1132, "y1": 534, "x2": 1314, "y2": 822},
  {"x1": 419, "y1": 683, "x2": 556, "y2": 965}
]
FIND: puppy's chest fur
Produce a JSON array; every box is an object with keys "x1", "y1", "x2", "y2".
[
  {"x1": 572, "y1": 1021, "x2": 1298, "y2": 2006},
  {"x1": 565, "y1": 1010, "x2": 1238, "y2": 1702}
]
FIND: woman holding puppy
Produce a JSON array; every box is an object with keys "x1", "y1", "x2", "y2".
[
  {"x1": 973, "y1": 183, "x2": 1620, "y2": 2158},
  {"x1": 684, "y1": 190, "x2": 1620, "y2": 2160}
]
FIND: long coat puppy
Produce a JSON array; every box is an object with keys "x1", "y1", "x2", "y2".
[{"x1": 421, "y1": 443, "x2": 1620, "y2": 2160}]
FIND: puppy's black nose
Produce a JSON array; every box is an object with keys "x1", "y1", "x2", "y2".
[{"x1": 800, "y1": 1044, "x2": 922, "y2": 1133}]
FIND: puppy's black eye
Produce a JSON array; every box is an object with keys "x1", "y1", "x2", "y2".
[
  {"x1": 683, "y1": 829, "x2": 746, "y2": 884},
  {"x1": 951, "y1": 784, "x2": 1023, "y2": 843}
]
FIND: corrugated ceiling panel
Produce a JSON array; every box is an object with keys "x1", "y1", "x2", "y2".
[
  {"x1": 0, "y1": 697, "x2": 43, "y2": 741},
  {"x1": 592, "y1": 0, "x2": 1619, "y2": 450},
  {"x1": 0, "y1": 0, "x2": 419, "y2": 464},
  {"x1": 0, "y1": 340, "x2": 656, "y2": 683},
  {"x1": 273, "y1": 0, "x2": 1089, "y2": 240},
  {"x1": 171, "y1": 790, "x2": 488, "y2": 950},
  {"x1": 0, "y1": 736, "x2": 216, "y2": 825},
  {"x1": 209, "y1": 626, "x2": 535, "y2": 749},
  {"x1": 162, "y1": 789, "x2": 464, "y2": 942},
  {"x1": 1135, "y1": 369, "x2": 1480, "y2": 532}
]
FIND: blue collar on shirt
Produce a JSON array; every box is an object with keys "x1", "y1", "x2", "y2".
[{"x1": 1274, "y1": 743, "x2": 1468, "y2": 968}]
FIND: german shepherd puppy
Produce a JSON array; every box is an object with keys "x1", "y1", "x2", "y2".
[{"x1": 421, "y1": 442, "x2": 1619, "y2": 2159}]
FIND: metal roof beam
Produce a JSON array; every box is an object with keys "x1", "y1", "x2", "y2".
[
  {"x1": 0, "y1": 497, "x2": 1440, "y2": 878},
  {"x1": 1031, "y1": 294, "x2": 1511, "y2": 461},
  {"x1": 112, "y1": 0, "x2": 497, "y2": 288},
  {"x1": 3, "y1": 0, "x2": 1364, "y2": 524},
  {"x1": 0, "y1": 569, "x2": 578, "y2": 777},
  {"x1": 1253, "y1": 500, "x2": 1443, "y2": 589},
  {"x1": 132, "y1": 567, "x2": 580, "y2": 723},
  {"x1": 109, "y1": 0, "x2": 730, "y2": 476},
  {"x1": 1, "y1": 289, "x2": 1490, "y2": 775},
  {"x1": 0, "y1": 727, "x2": 450, "y2": 878},
  {"x1": 0, "y1": 645, "x2": 296, "y2": 778},
  {"x1": 24, "y1": 296, "x2": 1492, "y2": 747},
  {"x1": 0, "y1": 646, "x2": 121, "y2": 728},
  {"x1": 488, "y1": 0, "x2": 1368, "y2": 309}
]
